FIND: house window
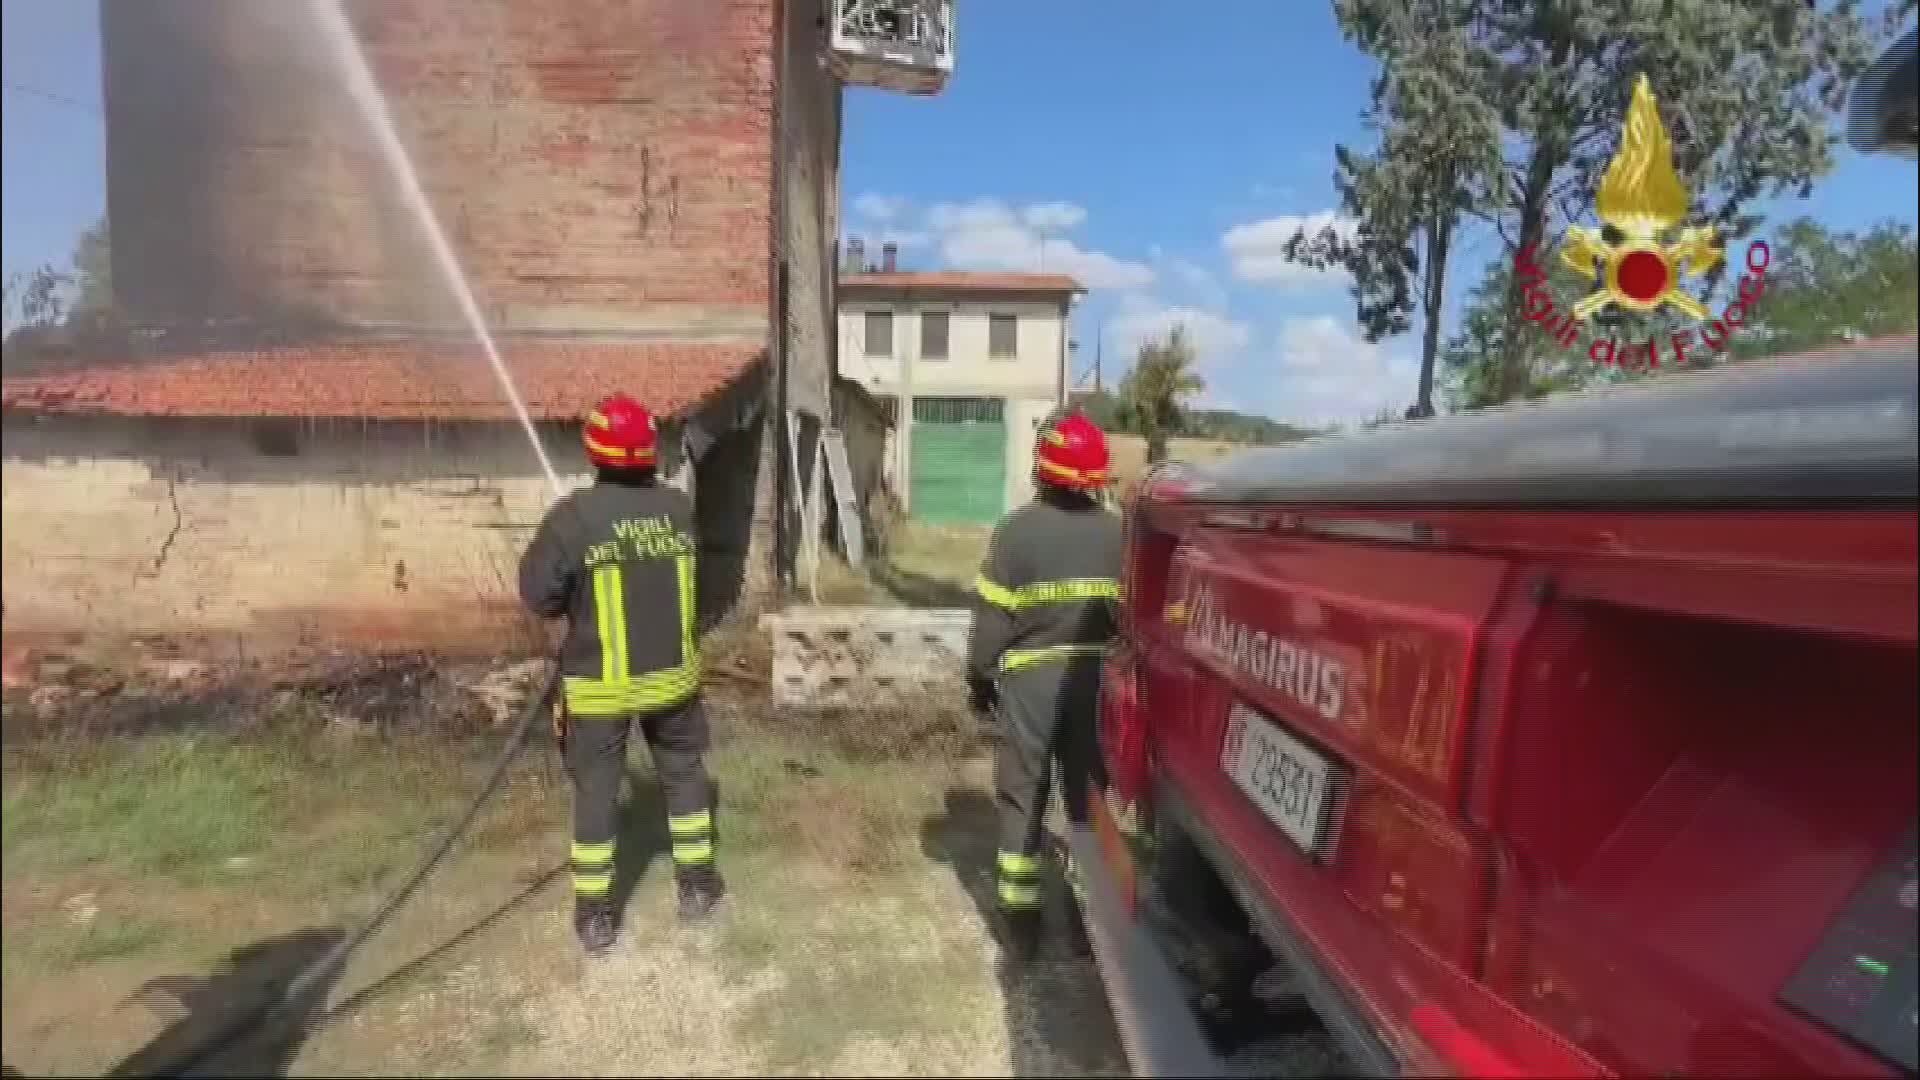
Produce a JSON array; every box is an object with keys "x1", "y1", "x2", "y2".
[
  {"x1": 989, "y1": 313, "x2": 1018, "y2": 358},
  {"x1": 865, "y1": 310, "x2": 894, "y2": 357},
  {"x1": 920, "y1": 310, "x2": 949, "y2": 360}
]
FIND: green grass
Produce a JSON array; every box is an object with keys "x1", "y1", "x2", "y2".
[
  {"x1": 811, "y1": 521, "x2": 991, "y2": 608},
  {"x1": 1, "y1": 731, "x2": 489, "y2": 896},
  {"x1": 1, "y1": 735, "x2": 298, "y2": 882},
  {"x1": 2, "y1": 914, "x2": 177, "y2": 974},
  {"x1": 709, "y1": 733, "x2": 962, "y2": 875}
]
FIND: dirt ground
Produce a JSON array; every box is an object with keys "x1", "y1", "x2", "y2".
[{"x1": 0, "y1": 636, "x2": 1127, "y2": 1079}]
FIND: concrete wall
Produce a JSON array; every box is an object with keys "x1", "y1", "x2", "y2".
[
  {"x1": 838, "y1": 295, "x2": 1069, "y2": 517},
  {"x1": 0, "y1": 410, "x2": 764, "y2": 655},
  {"x1": 776, "y1": 0, "x2": 841, "y2": 421},
  {"x1": 102, "y1": 0, "x2": 777, "y2": 340},
  {"x1": 837, "y1": 298, "x2": 1068, "y2": 400},
  {"x1": 1004, "y1": 395, "x2": 1058, "y2": 510},
  {"x1": 830, "y1": 378, "x2": 892, "y2": 552}
]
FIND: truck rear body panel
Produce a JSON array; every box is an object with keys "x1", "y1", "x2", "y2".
[{"x1": 1097, "y1": 344, "x2": 1918, "y2": 1078}]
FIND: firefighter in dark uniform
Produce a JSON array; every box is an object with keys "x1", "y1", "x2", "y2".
[
  {"x1": 968, "y1": 411, "x2": 1124, "y2": 961},
  {"x1": 518, "y1": 393, "x2": 724, "y2": 955}
]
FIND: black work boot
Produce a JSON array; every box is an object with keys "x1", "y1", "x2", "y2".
[
  {"x1": 998, "y1": 908, "x2": 1043, "y2": 963},
  {"x1": 574, "y1": 895, "x2": 617, "y2": 955},
  {"x1": 676, "y1": 866, "x2": 726, "y2": 924}
]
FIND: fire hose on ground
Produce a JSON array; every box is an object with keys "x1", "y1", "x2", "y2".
[{"x1": 124, "y1": 658, "x2": 564, "y2": 1079}]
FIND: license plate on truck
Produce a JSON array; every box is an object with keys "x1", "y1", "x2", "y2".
[{"x1": 1221, "y1": 704, "x2": 1343, "y2": 858}]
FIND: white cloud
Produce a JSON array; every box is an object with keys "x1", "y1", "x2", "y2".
[
  {"x1": 1221, "y1": 210, "x2": 1355, "y2": 290},
  {"x1": 926, "y1": 198, "x2": 1152, "y2": 290},
  {"x1": 1022, "y1": 201, "x2": 1088, "y2": 230},
  {"x1": 1166, "y1": 257, "x2": 1230, "y2": 311},
  {"x1": 1106, "y1": 301, "x2": 1253, "y2": 362},
  {"x1": 1259, "y1": 315, "x2": 1417, "y2": 428},
  {"x1": 851, "y1": 192, "x2": 909, "y2": 221},
  {"x1": 1170, "y1": 259, "x2": 1218, "y2": 291}
]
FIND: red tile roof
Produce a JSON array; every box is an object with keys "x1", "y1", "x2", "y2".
[
  {"x1": 839, "y1": 271, "x2": 1085, "y2": 294},
  {"x1": 0, "y1": 340, "x2": 764, "y2": 420}
]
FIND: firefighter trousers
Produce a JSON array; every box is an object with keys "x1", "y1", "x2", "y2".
[
  {"x1": 565, "y1": 696, "x2": 717, "y2": 901},
  {"x1": 993, "y1": 656, "x2": 1104, "y2": 913}
]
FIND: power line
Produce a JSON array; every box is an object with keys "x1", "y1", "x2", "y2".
[{"x1": 2, "y1": 81, "x2": 102, "y2": 115}]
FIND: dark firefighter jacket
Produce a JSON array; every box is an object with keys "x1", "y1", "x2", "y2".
[
  {"x1": 518, "y1": 480, "x2": 699, "y2": 717},
  {"x1": 969, "y1": 493, "x2": 1125, "y2": 681}
]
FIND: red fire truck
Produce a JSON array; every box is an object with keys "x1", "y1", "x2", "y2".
[{"x1": 1076, "y1": 337, "x2": 1916, "y2": 1078}]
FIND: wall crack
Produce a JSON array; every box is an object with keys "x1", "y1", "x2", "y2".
[{"x1": 148, "y1": 471, "x2": 185, "y2": 576}]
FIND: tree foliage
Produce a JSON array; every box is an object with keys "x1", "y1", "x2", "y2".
[
  {"x1": 3, "y1": 215, "x2": 113, "y2": 338},
  {"x1": 1116, "y1": 326, "x2": 1205, "y2": 464},
  {"x1": 70, "y1": 217, "x2": 113, "y2": 318},
  {"x1": 1076, "y1": 390, "x2": 1314, "y2": 445},
  {"x1": 1463, "y1": 0, "x2": 1882, "y2": 401},
  {"x1": 1727, "y1": 217, "x2": 1919, "y2": 359},
  {"x1": 1441, "y1": 216, "x2": 1917, "y2": 408},
  {"x1": 1288, "y1": 0, "x2": 1501, "y2": 418},
  {"x1": 1299, "y1": 0, "x2": 1889, "y2": 409},
  {"x1": 1439, "y1": 253, "x2": 1651, "y2": 409}
]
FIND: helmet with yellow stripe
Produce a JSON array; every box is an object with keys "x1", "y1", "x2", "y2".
[
  {"x1": 583, "y1": 393, "x2": 658, "y2": 471},
  {"x1": 1034, "y1": 411, "x2": 1111, "y2": 493}
]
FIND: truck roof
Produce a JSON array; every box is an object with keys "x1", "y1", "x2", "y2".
[{"x1": 1164, "y1": 338, "x2": 1917, "y2": 509}]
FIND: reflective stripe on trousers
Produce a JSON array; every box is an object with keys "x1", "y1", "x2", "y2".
[
  {"x1": 1000, "y1": 642, "x2": 1107, "y2": 673},
  {"x1": 997, "y1": 850, "x2": 1044, "y2": 911},
  {"x1": 669, "y1": 808, "x2": 715, "y2": 868},
  {"x1": 572, "y1": 840, "x2": 615, "y2": 897}
]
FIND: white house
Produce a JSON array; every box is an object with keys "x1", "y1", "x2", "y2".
[{"x1": 838, "y1": 269, "x2": 1085, "y2": 524}]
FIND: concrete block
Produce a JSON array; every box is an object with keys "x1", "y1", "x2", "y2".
[{"x1": 759, "y1": 605, "x2": 971, "y2": 708}]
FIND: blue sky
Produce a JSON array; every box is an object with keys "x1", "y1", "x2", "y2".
[{"x1": 6, "y1": 0, "x2": 1915, "y2": 426}]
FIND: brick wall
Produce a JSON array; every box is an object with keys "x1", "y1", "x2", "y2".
[
  {"x1": 103, "y1": 0, "x2": 778, "y2": 339},
  {"x1": 0, "y1": 412, "x2": 725, "y2": 655}
]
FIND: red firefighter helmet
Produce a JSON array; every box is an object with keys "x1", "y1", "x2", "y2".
[
  {"x1": 582, "y1": 393, "x2": 658, "y2": 470},
  {"x1": 1034, "y1": 411, "x2": 1111, "y2": 492}
]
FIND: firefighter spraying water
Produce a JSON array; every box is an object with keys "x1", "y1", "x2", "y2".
[{"x1": 517, "y1": 394, "x2": 725, "y2": 955}]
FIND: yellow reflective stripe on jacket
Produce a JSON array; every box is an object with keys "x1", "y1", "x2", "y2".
[
  {"x1": 567, "y1": 551, "x2": 700, "y2": 716},
  {"x1": 564, "y1": 666, "x2": 699, "y2": 714},
  {"x1": 975, "y1": 575, "x2": 1120, "y2": 610},
  {"x1": 976, "y1": 574, "x2": 1021, "y2": 610},
  {"x1": 677, "y1": 551, "x2": 696, "y2": 670},
  {"x1": 1000, "y1": 643, "x2": 1108, "y2": 672}
]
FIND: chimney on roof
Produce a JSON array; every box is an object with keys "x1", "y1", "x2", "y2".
[
  {"x1": 881, "y1": 242, "x2": 898, "y2": 273},
  {"x1": 846, "y1": 236, "x2": 866, "y2": 274}
]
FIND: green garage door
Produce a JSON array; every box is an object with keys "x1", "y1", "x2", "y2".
[{"x1": 910, "y1": 396, "x2": 1006, "y2": 525}]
